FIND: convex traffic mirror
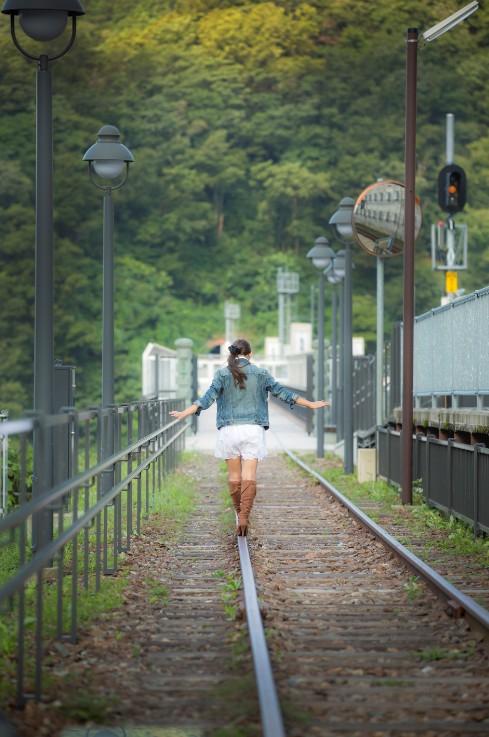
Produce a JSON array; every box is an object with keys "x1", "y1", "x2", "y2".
[{"x1": 352, "y1": 180, "x2": 422, "y2": 257}]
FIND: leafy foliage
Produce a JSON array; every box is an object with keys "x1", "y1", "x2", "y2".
[{"x1": 0, "y1": 0, "x2": 488, "y2": 413}]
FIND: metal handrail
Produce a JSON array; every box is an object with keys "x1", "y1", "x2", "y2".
[
  {"x1": 0, "y1": 397, "x2": 186, "y2": 705},
  {"x1": 0, "y1": 422, "x2": 187, "y2": 602},
  {"x1": 0, "y1": 418, "x2": 183, "y2": 535}
]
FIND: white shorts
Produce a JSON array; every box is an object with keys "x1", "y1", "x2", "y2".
[{"x1": 214, "y1": 424, "x2": 267, "y2": 461}]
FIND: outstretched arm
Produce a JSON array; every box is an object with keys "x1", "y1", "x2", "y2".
[
  {"x1": 295, "y1": 397, "x2": 329, "y2": 410},
  {"x1": 169, "y1": 404, "x2": 198, "y2": 421},
  {"x1": 170, "y1": 370, "x2": 224, "y2": 421}
]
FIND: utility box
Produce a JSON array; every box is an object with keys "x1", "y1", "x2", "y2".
[
  {"x1": 53, "y1": 363, "x2": 76, "y2": 487},
  {"x1": 357, "y1": 448, "x2": 377, "y2": 483},
  {"x1": 53, "y1": 363, "x2": 76, "y2": 412}
]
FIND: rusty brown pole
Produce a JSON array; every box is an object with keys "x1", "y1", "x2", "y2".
[{"x1": 401, "y1": 28, "x2": 418, "y2": 505}]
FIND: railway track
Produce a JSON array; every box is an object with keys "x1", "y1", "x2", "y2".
[
  {"x1": 7, "y1": 449, "x2": 489, "y2": 737},
  {"x1": 239, "y1": 449, "x2": 489, "y2": 737}
]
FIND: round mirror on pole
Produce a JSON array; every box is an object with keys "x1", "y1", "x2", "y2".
[{"x1": 352, "y1": 180, "x2": 422, "y2": 257}]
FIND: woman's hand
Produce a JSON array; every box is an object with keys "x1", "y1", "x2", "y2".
[
  {"x1": 309, "y1": 400, "x2": 329, "y2": 409},
  {"x1": 169, "y1": 405, "x2": 197, "y2": 421},
  {"x1": 295, "y1": 397, "x2": 329, "y2": 410}
]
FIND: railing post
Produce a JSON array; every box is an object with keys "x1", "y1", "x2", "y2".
[
  {"x1": 473, "y1": 443, "x2": 484, "y2": 538},
  {"x1": 191, "y1": 354, "x2": 199, "y2": 434},
  {"x1": 447, "y1": 438, "x2": 454, "y2": 516},
  {"x1": 424, "y1": 434, "x2": 430, "y2": 503},
  {"x1": 386, "y1": 426, "x2": 391, "y2": 485},
  {"x1": 175, "y1": 338, "x2": 193, "y2": 442}
]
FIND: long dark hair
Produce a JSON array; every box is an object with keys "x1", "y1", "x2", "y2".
[{"x1": 227, "y1": 338, "x2": 251, "y2": 390}]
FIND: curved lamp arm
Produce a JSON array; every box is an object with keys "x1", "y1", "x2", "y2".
[{"x1": 10, "y1": 13, "x2": 78, "y2": 63}]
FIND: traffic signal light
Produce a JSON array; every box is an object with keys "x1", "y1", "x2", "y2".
[{"x1": 438, "y1": 164, "x2": 467, "y2": 214}]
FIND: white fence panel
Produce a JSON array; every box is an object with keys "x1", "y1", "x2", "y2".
[{"x1": 142, "y1": 343, "x2": 177, "y2": 398}]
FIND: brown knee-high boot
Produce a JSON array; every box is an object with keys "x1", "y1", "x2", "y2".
[
  {"x1": 237, "y1": 480, "x2": 257, "y2": 536},
  {"x1": 229, "y1": 480, "x2": 241, "y2": 514}
]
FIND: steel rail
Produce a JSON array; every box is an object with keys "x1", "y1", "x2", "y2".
[
  {"x1": 279, "y1": 442, "x2": 489, "y2": 633},
  {"x1": 236, "y1": 528, "x2": 286, "y2": 737}
]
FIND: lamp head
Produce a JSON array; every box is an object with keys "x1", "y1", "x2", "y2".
[
  {"x1": 329, "y1": 197, "x2": 354, "y2": 242},
  {"x1": 83, "y1": 125, "x2": 134, "y2": 182},
  {"x1": 331, "y1": 250, "x2": 346, "y2": 280},
  {"x1": 1, "y1": 1, "x2": 84, "y2": 42},
  {"x1": 419, "y1": 1, "x2": 478, "y2": 46},
  {"x1": 306, "y1": 236, "x2": 335, "y2": 271}
]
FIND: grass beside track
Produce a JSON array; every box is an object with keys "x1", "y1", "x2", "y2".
[{"x1": 290, "y1": 452, "x2": 489, "y2": 571}]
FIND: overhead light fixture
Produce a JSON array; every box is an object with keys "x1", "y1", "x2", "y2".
[{"x1": 420, "y1": 1, "x2": 478, "y2": 46}]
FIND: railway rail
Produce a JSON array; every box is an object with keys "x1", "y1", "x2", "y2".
[
  {"x1": 239, "y1": 445, "x2": 489, "y2": 737},
  {"x1": 3, "y1": 446, "x2": 489, "y2": 736}
]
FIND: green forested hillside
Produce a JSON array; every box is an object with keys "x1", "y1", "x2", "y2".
[{"x1": 0, "y1": 0, "x2": 488, "y2": 414}]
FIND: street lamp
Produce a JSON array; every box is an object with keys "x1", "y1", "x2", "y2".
[
  {"x1": 326, "y1": 258, "x2": 344, "y2": 437},
  {"x1": 83, "y1": 126, "x2": 134, "y2": 491},
  {"x1": 1, "y1": 0, "x2": 84, "y2": 550},
  {"x1": 329, "y1": 197, "x2": 355, "y2": 475},
  {"x1": 307, "y1": 236, "x2": 334, "y2": 458},
  {"x1": 402, "y1": 1, "x2": 478, "y2": 504}
]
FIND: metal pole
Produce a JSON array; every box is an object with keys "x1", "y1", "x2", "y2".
[
  {"x1": 225, "y1": 315, "x2": 231, "y2": 346},
  {"x1": 317, "y1": 272, "x2": 325, "y2": 458},
  {"x1": 376, "y1": 257, "x2": 384, "y2": 426},
  {"x1": 337, "y1": 283, "x2": 344, "y2": 442},
  {"x1": 401, "y1": 28, "x2": 418, "y2": 505},
  {"x1": 0, "y1": 411, "x2": 8, "y2": 517},
  {"x1": 33, "y1": 54, "x2": 54, "y2": 550},
  {"x1": 343, "y1": 243, "x2": 353, "y2": 474},
  {"x1": 285, "y1": 292, "x2": 291, "y2": 345},
  {"x1": 445, "y1": 114, "x2": 456, "y2": 274},
  {"x1": 102, "y1": 189, "x2": 115, "y2": 494},
  {"x1": 278, "y1": 291, "x2": 284, "y2": 352},
  {"x1": 446, "y1": 113, "x2": 455, "y2": 165},
  {"x1": 310, "y1": 284, "x2": 315, "y2": 337},
  {"x1": 331, "y1": 287, "x2": 337, "y2": 426}
]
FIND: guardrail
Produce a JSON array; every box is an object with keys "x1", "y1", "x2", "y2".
[
  {"x1": 414, "y1": 285, "x2": 489, "y2": 406},
  {"x1": 0, "y1": 398, "x2": 186, "y2": 705},
  {"x1": 377, "y1": 427, "x2": 489, "y2": 535}
]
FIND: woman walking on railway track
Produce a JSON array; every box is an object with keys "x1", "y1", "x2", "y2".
[{"x1": 170, "y1": 338, "x2": 328, "y2": 536}]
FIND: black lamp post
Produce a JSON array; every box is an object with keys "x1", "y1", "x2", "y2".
[
  {"x1": 326, "y1": 269, "x2": 341, "y2": 430},
  {"x1": 1, "y1": 0, "x2": 84, "y2": 550},
  {"x1": 83, "y1": 126, "x2": 134, "y2": 493},
  {"x1": 327, "y1": 253, "x2": 345, "y2": 441},
  {"x1": 307, "y1": 236, "x2": 334, "y2": 458},
  {"x1": 402, "y1": 1, "x2": 478, "y2": 504},
  {"x1": 329, "y1": 197, "x2": 355, "y2": 475}
]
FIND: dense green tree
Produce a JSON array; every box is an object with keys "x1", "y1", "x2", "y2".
[{"x1": 0, "y1": 0, "x2": 487, "y2": 415}]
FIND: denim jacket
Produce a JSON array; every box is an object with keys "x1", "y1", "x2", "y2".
[{"x1": 193, "y1": 359, "x2": 298, "y2": 430}]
